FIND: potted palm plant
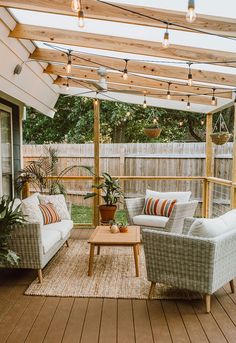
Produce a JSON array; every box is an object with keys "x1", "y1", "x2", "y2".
[
  {"x1": 85, "y1": 172, "x2": 123, "y2": 223},
  {"x1": 0, "y1": 196, "x2": 26, "y2": 266}
]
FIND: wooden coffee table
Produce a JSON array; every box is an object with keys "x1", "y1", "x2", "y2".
[{"x1": 88, "y1": 225, "x2": 141, "y2": 277}]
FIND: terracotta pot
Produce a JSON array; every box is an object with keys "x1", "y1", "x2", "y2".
[
  {"x1": 99, "y1": 204, "x2": 117, "y2": 223},
  {"x1": 119, "y1": 226, "x2": 128, "y2": 233},
  {"x1": 144, "y1": 127, "x2": 162, "y2": 138}
]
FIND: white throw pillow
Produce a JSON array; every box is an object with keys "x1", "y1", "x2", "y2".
[
  {"x1": 38, "y1": 194, "x2": 70, "y2": 220},
  {"x1": 145, "y1": 189, "x2": 191, "y2": 203},
  {"x1": 188, "y1": 217, "x2": 231, "y2": 238},
  {"x1": 21, "y1": 193, "x2": 43, "y2": 224},
  {"x1": 220, "y1": 210, "x2": 236, "y2": 231}
]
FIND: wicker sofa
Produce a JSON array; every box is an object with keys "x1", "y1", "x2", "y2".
[
  {"x1": 125, "y1": 190, "x2": 198, "y2": 233},
  {"x1": 5, "y1": 194, "x2": 73, "y2": 283},
  {"x1": 142, "y1": 212, "x2": 236, "y2": 313}
]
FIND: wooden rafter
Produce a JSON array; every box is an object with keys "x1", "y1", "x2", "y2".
[
  {"x1": 30, "y1": 48, "x2": 236, "y2": 90},
  {"x1": 54, "y1": 77, "x2": 217, "y2": 106},
  {"x1": 2, "y1": 0, "x2": 236, "y2": 37},
  {"x1": 46, "y1": 64, "x2": 231, "y2": 101},
  {"x1": 10, "y1": 24, "x2": 236, "y2": 69}
]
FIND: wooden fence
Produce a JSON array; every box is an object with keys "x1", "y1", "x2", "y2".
[{"x1": 23, "y1": 143, "x2": 233, "y2": 215}]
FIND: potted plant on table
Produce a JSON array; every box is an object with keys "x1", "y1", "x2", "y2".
[
  {"x1": 85, "y1": 172, "x2": 123, "y2": 223},
  {"x1": 0, "y1": 196, "x2": 26, "y2": 266}
]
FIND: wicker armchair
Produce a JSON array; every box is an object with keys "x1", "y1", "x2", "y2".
[
  {"x1": 142, "y1": 227, "x2": 236, "y2": 313},
  {"x1": 125, "y1": 197, "x2": 198, "y2": 233}
]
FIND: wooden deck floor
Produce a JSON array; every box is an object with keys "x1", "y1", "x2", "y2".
[{"x1": 0, "y1": 229, "x2": 236, "y2": 343}]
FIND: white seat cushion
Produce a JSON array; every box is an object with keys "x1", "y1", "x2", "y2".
[
  {"x1": 145, "y1": 189, "x2": 191, "y2": 203},
  {"x1": 43, "y1": 220, "x2": 73, "y2": 239},
  {"x1": 188, "y1": 217, "x2": 231, "y2": 238},
  {"x1": 133, "y1": 214, "x2": 168, "y2": 228},
  {"x1": 41, "y1": 229, "x2": 61, "y2": 254}
]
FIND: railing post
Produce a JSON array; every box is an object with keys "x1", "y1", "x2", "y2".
[
  {"x1": 231, "y1": 103, "x2": 236, "y2": 209},
  {"x1": 93, "y1": 99, "x2": 100, "y2": 227},
  {"x1": 205, "y1": 113, "x2": 214, "y2": 217}
]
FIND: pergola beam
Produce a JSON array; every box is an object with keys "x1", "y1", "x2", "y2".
[
  {"x1": 31, "y1": 48, "x2": 236, "y2": 90},
  {"x1": 2, "y1": 0, "x2": 236, "y2": 37},
  {"x1": 54, "y1": 75, "x2": 216, "y2": 106},
  {"x1": 9, "y1": 24, "x2": 236, "y2": 68}
]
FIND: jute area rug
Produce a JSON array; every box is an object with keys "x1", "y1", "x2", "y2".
[{"x1": 25, "y1": 239, "x2": 200, "y2": 300}]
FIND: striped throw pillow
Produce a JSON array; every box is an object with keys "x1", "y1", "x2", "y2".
[
  {"x1": 144, "y1": 198, "x2": 176, "y2": 217},
  {"x1": 39, "y1": 203, "x2": 61, "y2": 225}
]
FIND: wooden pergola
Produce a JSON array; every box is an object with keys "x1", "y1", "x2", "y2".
[{"x1": 1, "y1": 0, "x2": 236, "y2": 226}]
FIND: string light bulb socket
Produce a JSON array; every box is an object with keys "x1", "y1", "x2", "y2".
[
  {"x1": 166, "y1": 82, "x2": 171, "y2": 100},
  {"x1": 162, "y1": 24, "x2": 170, "y2": 48},
  {"x1": 123, "y1": 59, "x2": 129, "y2": 80},
  {"x1": 187, "y1": 95, "x2": 191, "y2": 109},
  {"x1": 66, "y1": 78, "x2": 70, "y2": 91},
  {"x1": 66, "y1": 51, "x2": 72, "y2": 74},
  {"x1": 186, "y1": 0, "x2": 196, "y2": 23},
  {"x1": 71, "y1": 0, "x2": 79, "y2": 12},
  {"x1": 78, "y1": 9, "x2": 85, "y2": 28},
  {"x1": 143, "y1": 94, "x2": 147, "y2": 109},
  {"x1": 187, "y1": 63, "x2": 193, "y2": 86},
  {"x1": 211, "y1": 88, "x2": 216, "y2": 106}
]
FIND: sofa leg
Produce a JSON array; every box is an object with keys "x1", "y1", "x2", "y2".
[
  {"x1": 65, "y1": 240, "x2": 69, "y2": 247},
  {"x1": 230, "y1": 280, "x2": 235, "y2": 293},
  {"x1": 148, "y1": 282, "x2": 156, "y2": 299},
  {"x1": 205, "y1": 294, "x2": 211, "y2": 313},
  {"x1": 38, "y1": 269, "x2": 43, "y2": 283}
]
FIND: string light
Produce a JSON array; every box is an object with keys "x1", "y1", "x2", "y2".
[
  {"x1": 166, "y1": 82, "x2": 171, "y2": 100},
  {"x1": 126, "y1": 111, "x2": 131, "y2": 116},
  {"x1": 66, "y1": 78, "x2": 70, "y2": 90},
  {"x1": 123, "y1": 59, "x2": 129, "y2": 80},
  {"x1": 187, "y1": 63, "x2": 193, "y2": 86},
  {"x1": 71, "y1": 0, "x2": 79, "y2": 12},
  {"x1": 66, "y1": 51, "x2": 72, "y2": 74},
  {"x1": 143, "y1": 94, "x2": 147, "y2": 108},
  {"x1": 78, "y1": 1, "x2": 85, "y2": 28},
  {"x1": 94, "y1": 93, "x2": 98, "y2": 105},
  {"x1": 162, "y1": 24, "x2": 170, "y2": 48},
  {"x1": 186, "y1": 0, "x2": 196, "y2": 23},
  {"x1": 179, "y1": 120, "x2": 184, "y2": 127},
  {"x1": 201, "y1": 119, "x2": 205, "y2": 126},
  {"x1": 187, "y1": 95, "x2": 191, "y2": 109},
  {"x1": 211, "y1": 88, "x2": 217, "y2": 106}
]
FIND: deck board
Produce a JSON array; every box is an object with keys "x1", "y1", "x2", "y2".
[{"x1": 0, "y1": 229, "x2": 235, "y2": 343}]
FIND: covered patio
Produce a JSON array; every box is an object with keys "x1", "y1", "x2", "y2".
[{"x1": 1, "y1": 1, "x2": 236, "y2": 342}]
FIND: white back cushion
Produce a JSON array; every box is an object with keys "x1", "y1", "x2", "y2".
[
  {"x1": 145, "y1": 189, "x2": 191, "y2": 203},
  {"x1": 220, "y1": 209, "x2": 236, "y2": 231},
  {"x1": 189, "y1": 217, "x2": 231, "y2": 238},
  {"x1": 21, "y1": 193, "x2": 43, "y2": 224}
]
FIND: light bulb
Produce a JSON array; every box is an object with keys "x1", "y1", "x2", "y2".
[
  {"x1": 66, "y1": 80, "x2": 69, "y2": 90},
  {"x1": 143, "y1": 100, "x2": 147, "y2": 109},
  {"x1": 126, "y1": 111, "x2": 131, "y2": 116},
  {"x1": 153, "y1": 118, "x2": 158, "y2": 125},
  {"x1": 186, "y1": 0, "x2": 196, "y2": 23},
  {"x1": 66, "y1": 62, "x2": 71, "y2": 74},
  {"x1": 187, "y1": 102, "x2": 191, "y2": 110},
  {"x1": 179, "y1": 121, "x2": 183, "y2": 127},
  {"x1": 78, "y1": 10, "x2": 85, "y2": 28},
  {"x1": 166, "y1": 91, "x2": 171, "y2": 100},
  {"x1": 123, "y1": 69, "x2": 128, "y2": 80},
  {"x1": 162, "y1": 31, "x2": 170, "y2": 48},
  {"x1": 201, "y1": 119, "x2": 205, "y2": 126},
  {"x1": 71, "y1": 0, "x2": 79, "y2": 12},
  {"x1": 212, "y1": 96, "x2": 216, "y2": 106},
  {"x1": 94, "y1": 98, "x2": 98, "y2": 105}
]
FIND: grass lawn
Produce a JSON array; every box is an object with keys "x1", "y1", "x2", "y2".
[{"x1": 71, "y1": 204, "x2": 127, "y2": 224}]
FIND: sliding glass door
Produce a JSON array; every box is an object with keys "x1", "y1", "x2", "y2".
[{"x1": 0, "y1": 105, "x2": 13, "y2": 197}]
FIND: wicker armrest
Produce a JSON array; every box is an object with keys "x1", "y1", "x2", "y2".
[{"x1": 124, "y1": 197, "x2": 145, "y2": 224}]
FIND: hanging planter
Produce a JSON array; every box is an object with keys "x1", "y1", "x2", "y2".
[
  {"x1": 144, "y1": 118, "x2": 162, "y2": 138},
  {"x1": 210, "y1": 113, "x2": 231, "y2": 145}
]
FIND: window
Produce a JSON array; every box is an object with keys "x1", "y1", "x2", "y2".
[{"x1": 0, "y1": 105, "x2": 13, "y2": 197}]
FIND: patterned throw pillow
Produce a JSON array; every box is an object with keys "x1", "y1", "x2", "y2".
[
  {"x1": 39, "y1": 203, "x2": 61, "y2": 225},
  {"x1": 144, "y1": 198, "x2": 176, "y2": 217},
  {"x1": 38, "y1": 194, "x2": 70, "y2": 220}
]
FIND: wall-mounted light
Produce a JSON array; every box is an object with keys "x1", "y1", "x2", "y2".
[{"x1": 186, "y1": 0, "x2": 196, "y2": 23}]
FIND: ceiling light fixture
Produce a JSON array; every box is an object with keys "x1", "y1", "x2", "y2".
[
  {"x1": 211, "y1": 88, "x2": 217, "y2": 106},
  {"x1": 166, "y1": 82, "x2": 171, "y2": 100},
  {"x1": 162, "y1": 24, "x2": 170, "y2": 48},
  {"x1": 66, "y1": 50, "x2": 72, "y2": 74},
  {"x1": 123, "y1": 59, "x2": 129, "y2": 80},
  {"x1": 187, "y1": 95, "x2": 191, "y2": 109},
  {"x1": 186, "y1": 0, "x2": 196, "y2": 23},
  {"x1": 187, "y1": 63, "x2": 193, "y2": 87}
]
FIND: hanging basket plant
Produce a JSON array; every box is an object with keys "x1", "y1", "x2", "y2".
[
  {"x1": 144, "y1": 118, "x2": 162, "y2": 138},
  {"x1": 210, "y1": 113, "x2": 231, "y2": 145}
]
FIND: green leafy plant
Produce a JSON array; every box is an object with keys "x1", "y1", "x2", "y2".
[
  {"x1": 84, "y1": 172, "x2": 123, "y2": 206},
  {"x1": 16, "y1": 146, "x2": 92, "y2": 196},
  {"x1": 0, "y1": 196, "x2": 26, "y2": 266}
]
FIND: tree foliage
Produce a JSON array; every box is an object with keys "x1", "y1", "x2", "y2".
[{"x1": 23, "y1": 95, "x2": 234, "y2": 144}]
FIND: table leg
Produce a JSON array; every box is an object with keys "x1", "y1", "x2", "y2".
[
  {"x1": 97, "y1": 245, "x2": 100, "y2": 255},
  {"x1": 88, "y1": 243, "x2": 95, "y2": 276},
  {"x1": 133, "y1": 244, "x2": 139, "y2": 277}
]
